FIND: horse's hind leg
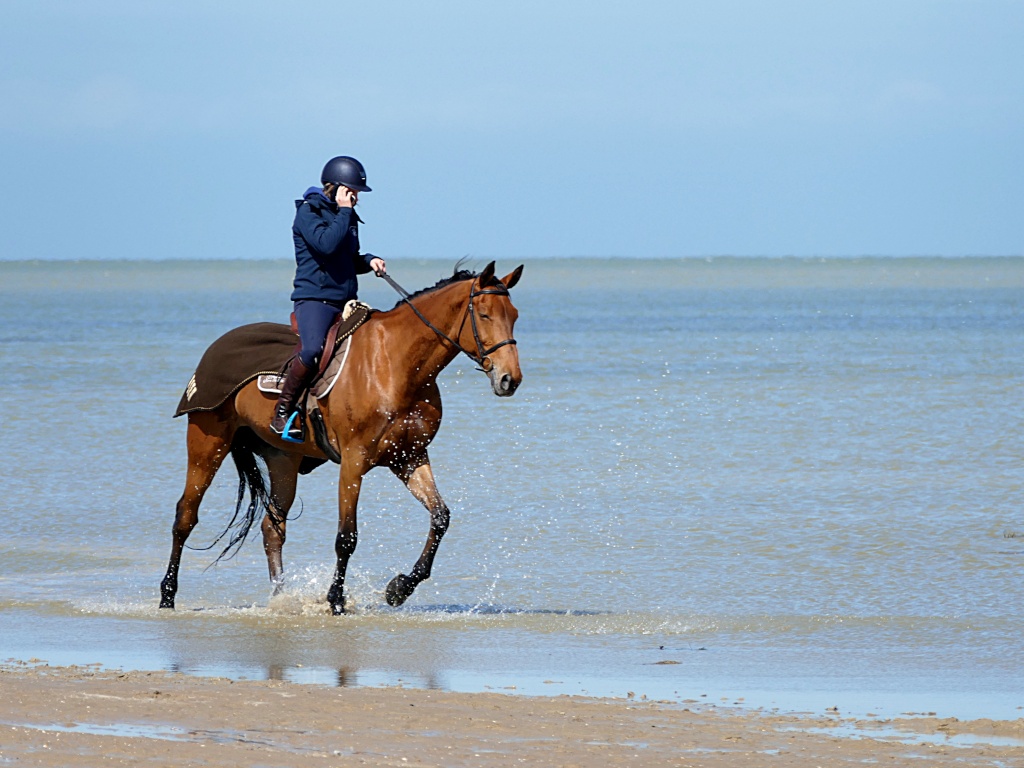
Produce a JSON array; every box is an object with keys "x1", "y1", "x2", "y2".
[
  {"x1": 385, "y1": 459, "x2": 451, "y2": 607},
  {"x1": 259, "y1": 451, "x2": 302, "y2": 595},
  {"x1": 159, "y1": 412, "x2": 234, "y2": 609}
]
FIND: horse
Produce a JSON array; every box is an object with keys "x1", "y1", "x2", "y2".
[{"x1": 159, "y1": 261, "x2": 523, "y2": 615}]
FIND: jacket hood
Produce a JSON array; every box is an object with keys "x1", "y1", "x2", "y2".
[{"x1": 296, "y1": 186, "x2": 335, "y2": 210}]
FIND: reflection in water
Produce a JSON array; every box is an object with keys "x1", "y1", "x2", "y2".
[
  {"x1": 785, "y1": 726, "x2": 1024, "y2": 750},
  {"x1": 164, "y1": 661, "x2": 444, "y2": 691},
  {"x1": 402, "y1": 604, "x2": 607, "y2": 617}
]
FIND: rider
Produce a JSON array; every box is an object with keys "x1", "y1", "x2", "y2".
[{"x1": 270, "y1": 155, "x2": 387, "y2": 440}]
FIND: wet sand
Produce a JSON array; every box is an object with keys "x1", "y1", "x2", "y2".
[{"x1": 1, "y1": 663, "x2": 1021, "y2": 767}]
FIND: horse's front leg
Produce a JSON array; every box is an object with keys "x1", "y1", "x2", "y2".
[
  {"x1": 386, "y1": 460, "x2": 450, "y2": 607},
  {"x1": 326, "y1": 466, "x2": 363, "y2": 615}
]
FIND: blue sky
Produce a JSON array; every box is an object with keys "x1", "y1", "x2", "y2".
[{"x1": 1, "y1": 1, "x2": 1021, "y2": 259}]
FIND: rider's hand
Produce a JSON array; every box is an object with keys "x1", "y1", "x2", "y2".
[
  {"x1": 369, "y1": 257, "x2": 387, "y2": 276},
  {"x1": 335, "y1": 186, "x2": 357, "y2": 208}
]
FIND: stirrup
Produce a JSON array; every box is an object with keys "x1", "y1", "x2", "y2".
[{"x1": 281, "y1": 410, "x2": 305, "y2": 443}]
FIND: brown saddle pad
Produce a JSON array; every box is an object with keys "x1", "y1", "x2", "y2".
[{"x1": 174, "y1": 306, "x2": 371, "y2": 417}]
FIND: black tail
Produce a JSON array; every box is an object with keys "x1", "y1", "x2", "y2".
[{"x1": 187, "y1": 428, "x2": 278, "y2": 566}]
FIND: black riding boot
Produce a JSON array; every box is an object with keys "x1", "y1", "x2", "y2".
[{"x1": 269, "y1": 357, "x2": 315, "y2": 441}]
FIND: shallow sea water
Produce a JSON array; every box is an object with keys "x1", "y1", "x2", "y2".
[{"x1": 1, "y1": 257, "x2": 1022, "y2": 721}]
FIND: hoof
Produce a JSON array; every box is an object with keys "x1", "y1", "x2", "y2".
[
  {"x1": 159, "y1": 578, "x2": 176, "y2": 609},
  {"x1": 327, "y1": 584, "x2": 346, "y2": 615},
  {"x1": 385, "y1": 574, "x2": 417, "y2": 607}
]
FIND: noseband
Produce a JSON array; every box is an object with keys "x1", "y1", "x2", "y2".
[{"x1": 380, "y1": 272, "x2": 517, "y2": 373}]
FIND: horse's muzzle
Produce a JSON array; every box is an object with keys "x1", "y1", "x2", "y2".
[{"x1": 489, "y1": 368, "x2": 521, "y2": 397}]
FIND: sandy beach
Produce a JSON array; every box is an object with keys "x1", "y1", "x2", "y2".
[{"x1": 1, "y1": 663, "x2": 1021, "y2": 767}]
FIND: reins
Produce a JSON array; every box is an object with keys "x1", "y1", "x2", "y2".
[{"x1": 378, "y1": 271, "x2": 516, "y2": 373}]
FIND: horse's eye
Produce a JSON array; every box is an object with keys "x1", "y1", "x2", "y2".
[{"x1": 479, "y1": 313, "x2": 490, "y2": 320}]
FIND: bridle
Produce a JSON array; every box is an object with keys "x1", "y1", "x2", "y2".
[{"x1": 379, "y1": 272, "x2": 517, "y2": 373}]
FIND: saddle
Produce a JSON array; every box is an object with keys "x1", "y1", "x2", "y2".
[
  {"x1": 174, "y1": 300, "x2": 372, "y2": 419},
  {"x1": 258, "y1": 300, "x2": 371, "y2": 399}
]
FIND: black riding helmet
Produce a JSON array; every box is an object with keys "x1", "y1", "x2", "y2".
[{"x1": 321, "y1": 156, "x2": 371, "y2": 192}]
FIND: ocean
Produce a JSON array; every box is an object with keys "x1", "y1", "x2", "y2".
[{"x1": 1, "y1": 256, "x2": 1022, "y2": 720}]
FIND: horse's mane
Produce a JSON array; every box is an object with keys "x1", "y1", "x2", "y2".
[{"x1": 394, "y1": 263, "x2": 478, "y2": 308}]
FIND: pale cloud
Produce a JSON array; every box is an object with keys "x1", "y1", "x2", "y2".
[
  {"x1": 877, "y1": 79, "x2": 945, "y2": 108},
  {"x1": 66, "y1": 76, "x2": 144, "y2": 131},
  {"x1": 0, "y1": 76, "x2": 152, "y2": 135},
  {"x1": 0, "y1": 74, "x2": 263, "y2": 137}
]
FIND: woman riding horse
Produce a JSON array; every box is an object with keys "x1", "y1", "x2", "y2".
[
  {"x1": 271, "y1": 155, "x2": 387, "y2": 441},
  {"x1": 161, "y1": 260, "x2": 524, "y2": 615}
]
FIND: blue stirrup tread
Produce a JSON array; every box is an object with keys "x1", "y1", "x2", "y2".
[{"x1": 281, "y1": 410, "x2": 305, "y2": 443}]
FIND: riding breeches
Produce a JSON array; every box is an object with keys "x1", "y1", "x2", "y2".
[{"x1": 293, "y1": 299, "x2": 345, "y2": 368}]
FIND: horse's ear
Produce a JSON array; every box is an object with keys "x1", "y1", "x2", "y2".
[
  {"x1": 501, "y1": 265, "x2": 524, "y2": 290},
  {"x1": 479, "y1": 261, "x2": 496, "y2": 285}
]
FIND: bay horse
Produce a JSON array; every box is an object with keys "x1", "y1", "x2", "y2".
[{"x1": 159, "y1": 261, "x2": 523, "y2": 615}]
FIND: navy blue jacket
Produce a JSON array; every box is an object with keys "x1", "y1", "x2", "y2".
[{"x1": 290, "y1": 187, "x2": 375, "y2": 303}]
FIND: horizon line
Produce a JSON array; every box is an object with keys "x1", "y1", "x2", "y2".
[{"x1": 1, "y1": 253, "x2": 1022, "y2": 264}]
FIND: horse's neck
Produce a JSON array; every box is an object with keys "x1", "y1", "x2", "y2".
[{"x1": 376, "y1": 281, "x2": 470, "y2": 388}]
